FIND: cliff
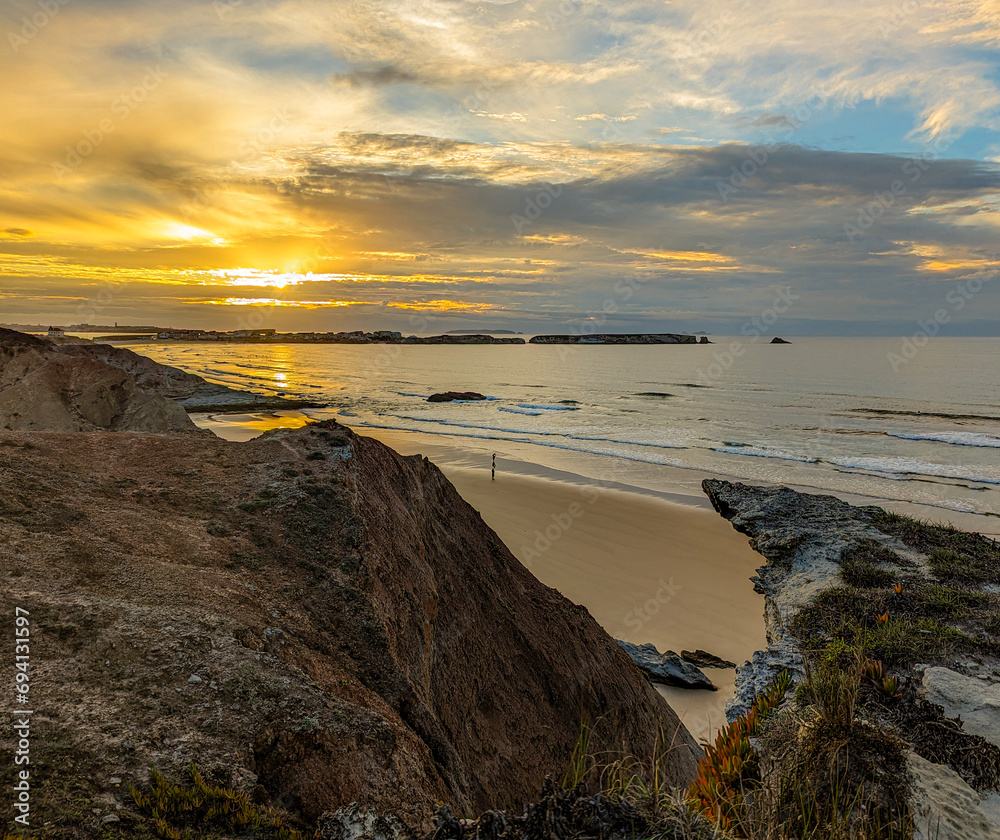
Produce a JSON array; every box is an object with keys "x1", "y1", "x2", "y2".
[
  {"x1": 0, "y1": 329, "x2": 321, "y2": 424},
  {"x1": 0, "y1": 328, "x2": 197, "y2": 432},
  {"x1": 702, "y1": 479, "x2": 1000, "y2": 839},
  {"x1": 0, "y1": 417, "x2": 698, "y2": 838}
]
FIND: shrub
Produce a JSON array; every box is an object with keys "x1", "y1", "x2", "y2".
[{"x1": 129, "y1": 763, "x2": 315, "y2": 840}]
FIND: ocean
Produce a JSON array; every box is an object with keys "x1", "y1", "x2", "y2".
[{"x1": 119, "y1": 336, "x2": 1000, "y2": 533}]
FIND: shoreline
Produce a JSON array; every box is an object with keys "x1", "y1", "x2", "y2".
[
  {"x1": 191, "y1": 409, "x2": 1000, "y2": 536},
  {"x1": 190, "y1": 410, "x2": 1000, "y2": 745}
]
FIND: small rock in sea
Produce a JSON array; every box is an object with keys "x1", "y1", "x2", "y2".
[
  {"x1": 427, "y1": 391, "x2": 487, "y2": 402},
  {"x1": 681, "y1": 649, "x2": 738, "y2": 669},
  {"x1": 616, "y1": 640, "x2": 716, "y2": 690}
]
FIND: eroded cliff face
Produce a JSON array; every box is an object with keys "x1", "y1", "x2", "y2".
[
  {"x1": 0, "y1": 329, "x2": 196, "y2": 432},
  {"x1": 0, "y1": 422, "x2": 698, "y2": 836},
  {"x1": 0, "y1": 329, "x2": 319, "y2": 428}
]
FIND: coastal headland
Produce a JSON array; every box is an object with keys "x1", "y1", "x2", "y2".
[{"x1": 0, "y1": 328, "x2": 699, "y2": 838}]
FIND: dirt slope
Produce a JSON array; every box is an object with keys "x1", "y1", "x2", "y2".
[{"x1": 0, "y1": 421, "x2": 698, "y2": 836}]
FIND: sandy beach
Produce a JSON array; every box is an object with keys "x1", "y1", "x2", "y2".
[
  {"x1": 369, "y1": 430, "x2": 767, "y2": 744},
  {"x1": 194, "y1": 413, "x2": 767, "y2": 743}
]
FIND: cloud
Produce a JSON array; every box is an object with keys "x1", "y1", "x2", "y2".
[
  {"x1": 1, "y1": 0, "x2": 1000, "y2": 331},
  {"x1": 331, "y1": 66, "x2": 421, "y2": 87}
]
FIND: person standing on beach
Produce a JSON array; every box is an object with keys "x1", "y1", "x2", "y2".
[{"x1": 492, "y1": 453, "x2": 496, "y2": 481}]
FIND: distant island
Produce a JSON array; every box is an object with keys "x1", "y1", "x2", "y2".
[
  {"x1": 7, "y1": 324, "x2": 724, "y2": 346},
  {"x1": 530, "y1": 333, "x2": 710, "y2": 345},
  {"x1": 149, "y1": 329, "x2": 526, "y2": 344},
  {"x1": 446, "y1": 329, "x2": 523, "y2": 335},
  {"x1": 89, "y1": 328, "x2": 712, "y2": 345}
]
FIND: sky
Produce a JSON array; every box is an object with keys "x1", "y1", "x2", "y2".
[{"x1": 2, "y1": 0, "x2": 1000, "y2": 335}]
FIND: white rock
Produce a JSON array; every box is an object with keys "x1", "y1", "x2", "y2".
[
  {"x1": 920, "y1": 667, "x2": 1000, "y2": 748},
  {"x1": 908, "y1": 752, "x2": 1000, "y2": 840}
]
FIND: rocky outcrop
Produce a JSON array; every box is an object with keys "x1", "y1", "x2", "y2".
[
  {"x1": 681, "y1": 650, "x2": 737, "y2": 669},
  {"x1": 700, "y1": 479, "x2": 922, "y2": 717},
  {"x1": 0, "y1": 328, "x2": 195, "y2": 432},
  {"x1": 427, "y1": 391, "x2": 486, "y2": 402},
  {"x1": 702, "y1": 479, "x2": 1000, "y2": 839},
  {"x1": 0, "y1": 329, "x2": 322, "y2": 421},
  {"x1": 0, "y1": 420, "x2": 698, "y2": 836},
  {"x1": 770, "y1": 337, "x2": 791, "y2": 344},
  {"x1": 616, "y1": 640, "x2": 716, "y2": 690},
  {"x1": 908, "y1": 753, "x2": 1000, "y2": 840},
  {"x1": 427, "y1": 392, "x2": 487, "y2": 402},
  {"x1": 412, "y1": 334, "x2": 524, "y2": 345},
  {"x1": 529, "y1": 334, "x2": 697, "y2": 344},
  {"x1": 318, "y1": 804, "x2": 408, "y2": 840},
  {"x1": 58, "y1": 338, "x2": 322, "y2": 411},
  {"x1": 153, "y1": 329, "x2": 526, "y2": 345}
]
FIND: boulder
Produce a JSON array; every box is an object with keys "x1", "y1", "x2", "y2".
[
  {"x1": 770, "y1": 337, "x2": 791, "y2": 344},
  {"x1": 427, "y1": 392, "x2": 486, "y2": 402},
  {"x1": 617, "y1": 640, "x2": 717, "y2": 690},
  {"x1": 681, "y1": 649, "x2": 737, "y2": 669}
]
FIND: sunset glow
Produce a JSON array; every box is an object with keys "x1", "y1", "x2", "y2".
[{"x1": 1, "y1": 0, "x2": 998, "y2": 333}]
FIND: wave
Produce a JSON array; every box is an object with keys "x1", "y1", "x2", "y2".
[
  {"x1": 849, "y1": 407, "x2": 1000, "y2": 423},
  {"x1": 887, "y1": 432, "x2": 1000, "y2": 449},
  {"x1": 566, "y1": 434, "x2": 688, "y2": 450},
  {"x1": 401, "y1": 416, "x2": 556, "y2": 436},
  {"x1": 518, "y1": 403, "x2": 579, "y2": 411},
  {"x1": 498, "y1": 406, "x2": 543, "y2": 416},
  {"x1": 342, "y1": 419, "x2": 689, "y2": 469},
  {"x1": 397, "y1": 414, "x2": 688, "y2": 451},
  {"x1": 828, "y1": 456, "x2": 1000, "y2": 486},
  {"x1": 714, "y1": 443, "x2": 819, "y2": 464}
]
